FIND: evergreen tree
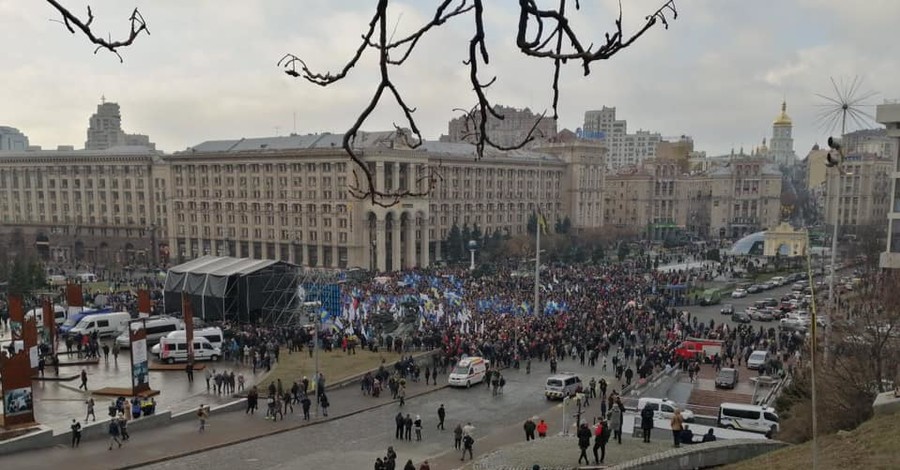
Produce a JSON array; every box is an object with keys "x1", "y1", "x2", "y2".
[
  {"x1": 461, "y1": 223, "x2": 472, "y2": 255},
  {"x1": 471, "y1": 224, "x2": 483, "y2": 243},
  {"x1": 527, "y1": 212, "x2": 538, "y2": 235},
  {"x1": 446, "y1": 222, "x2": 462, "y2": 261},
  {"x1": 561, "y1": 216, "x2": 572, "y2": 234}
]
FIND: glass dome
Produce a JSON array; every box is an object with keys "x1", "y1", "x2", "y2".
[{"x1": 730, "y1": 231, "x2": 766, "y2": 256}]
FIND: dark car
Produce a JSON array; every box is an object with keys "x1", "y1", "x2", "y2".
[
  {"x1": 747, "y1": 284, "x2": 763, "y2": 294},
  {"x1": 720, "y1": 303, "x2": 735, "y2": 315},
  {"x1": 715, "y1": 367, "x2": 739, "y2": 389},
  {"x1": 763, "y1": 298, "x2": 778, "y2": 308},
  {"x1": 732, "y1": 311, "x2": 752, "y2": 324}
]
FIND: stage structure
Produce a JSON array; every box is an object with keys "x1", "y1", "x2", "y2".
[{"x1": 163, "y1": 255, "x2": 340, "y2": 324}]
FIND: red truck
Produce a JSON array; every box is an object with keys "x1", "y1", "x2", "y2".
[{"x1": 675, "y1": 338, "x2": 724, "y2": 363}]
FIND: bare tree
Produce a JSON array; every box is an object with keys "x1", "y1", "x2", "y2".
[
  {"x1": 45, "y1": 0, "x2": 149, "y2": 62},
  {"x1": 280, "y1": 0, "x2": 678, "y2": 206}
]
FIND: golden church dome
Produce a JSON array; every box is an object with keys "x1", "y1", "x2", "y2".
[{"x1": 773, "y1": 100, "x2": 792, "y2": 125}]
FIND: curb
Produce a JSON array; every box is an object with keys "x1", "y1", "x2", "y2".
[{"x1": 115, "y1": 384, "x2": 449, "y2": 470}]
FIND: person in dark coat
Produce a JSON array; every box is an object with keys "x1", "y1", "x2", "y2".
[
  {"x1": 404, "y1": 414, "x2": 413, "y2": 441},
  {"x1": 523, "y1": 417, "x2": 537, "y2": 441},
  {"x1": 577, "y1": 423, "x2": 592, "y2": 465},
  {"x1": 395, "y1": 412, "x2": 405, "y2": 439},
  {"x1": 403, "y1": 460, "x2": 416, "y2": 470},
  {"x1": 640, "y1": 404, "x2": 655, "y2": 443},
  {"x1": 593, "y1": 419, "x2": 611, "y2": 464}
]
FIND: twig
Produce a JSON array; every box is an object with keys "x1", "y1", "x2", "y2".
[{"x1": 45, "y1": 0, "x2": 149, "y2": 62}]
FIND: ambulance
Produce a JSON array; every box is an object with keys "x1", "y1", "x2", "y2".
[{"x1": 448, "y1": 356, "x2": 490, "y2": 388}]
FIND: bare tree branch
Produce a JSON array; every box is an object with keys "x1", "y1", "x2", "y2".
[
  {"x1": 45, "y1": 0, "x2": 149, "y2": 62},
  {"x1": 282, "y1": 0, "x2": 678, "y2": 206}
]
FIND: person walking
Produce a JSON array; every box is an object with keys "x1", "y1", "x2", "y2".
[
  {"x1": 107, "y1": 418, "x2": 122, "y2": 450},
  {"x1": 112, "y1": 342, "x2": 120, "y2": 363},
  {"x1": 404, "y1": 414, "x2": 413, "y2": 441},
  {"x1": 436, "y1": 404, "x2": 446, "y2": 430},
  {"x1": 609, "y1": 399, "x2": 624, "y2": 444},
  {"x1": 85, "y1": 397, "x2": 96, "y2": 422},
  {"x1": 523, "y1": 417, "x2": 536, "y2": 441},
  {"x1": 301, "y1": 393, "x2": 311, "y2": 420},
  {"x1": 536, "y1": 419, "x2": 548, "y2": 438},
  {"x1": 247, "y1": 386, "x2": 259, "y2": 414},
  {"x1": 102, "y1": 343, "x2": 110, "y2": 362},
  {"x1": 670, "y1": 408, "x2": 684, "y2": 448},
  {"x1": 118, "y1": 415, "x2": 130, "y2": 441},
  {"x1": 320, "y1": 393, "x2": 329, "y2": 417},
  {"x1": 398, "y1": 385, "x2": 406, "y2": 407},
  {"x1": 593, "y1": 419, "x2": 611, "y2": 464},
  {"x1": 640, "y1": 403, "x2": 654, "y2": 443},
  {"x1": 414, "y1": 415, "x2": 423, "y2": 441},
  {"x1": 197, "y1": 404, "x2": 209, "y2": 432},
  {"x1": 577, "y1": 423, "x2": 592, "y2": 465},
  {"x1": 70, "y1": 419, "x2": 82, "y2": 448},
  {"x1": 453, "y1": 423, "x2": 463, "y2": 450},
  {"x1": 460, "y1": 433, "x2": 474, "y2": 461},
  {"x1": 78, "y1": 369, "x2": 88, "y2": 391},
  {"x1": 185, "y1": 362, "x2": 194, "y2": 383}
]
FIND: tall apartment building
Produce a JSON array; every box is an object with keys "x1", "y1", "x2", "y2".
[
  {"x1": 876, "y1": 102, "x2": 900, "y2": 269},
  {"x1": 843, "y1": 128, "x2": 898, "y2": 158},
  {"x1": 0, "y1": 126, "x2": 29, "y2": 151},
  {"x1": 707, "y1": 157, "x2": 782, "y2": 239},
  {"x1": 439, "y1": 105, "x2": 557, "y2": 148},
  {"x1": 823, "y1": 153, "x2": 891, "y2": 230},
  {"x1": 85, "y1": 100, "x2": 156, "y2": 150},
  {"x1": 0, "y1": 147, "x2": 167, "y2": 264},
  {"x1": 581, "y1": 107, "x2": 662, "y2": 169}
]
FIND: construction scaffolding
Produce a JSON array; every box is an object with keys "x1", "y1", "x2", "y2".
[{"x1": 262, "y1": 268, "x2": 343, "y2": 326}]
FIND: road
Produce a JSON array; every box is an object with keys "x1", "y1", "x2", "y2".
[{"x1": 139, "y1": 359, "x2": 622, "y2": 470}]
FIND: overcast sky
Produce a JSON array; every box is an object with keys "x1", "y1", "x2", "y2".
[{"x1": 2, "y1": 0, "x2": 898, "y2": 155}]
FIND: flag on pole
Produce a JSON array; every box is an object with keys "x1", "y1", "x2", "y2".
[{"x1": 537, "y1": 211, "x2": 548, "y2": 235}]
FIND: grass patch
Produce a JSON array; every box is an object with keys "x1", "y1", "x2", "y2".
[
  {"x1": 258, "y1": 348, "x2": 401, "y2": 391},
  {"x1": 723, "y1": 412, "x2": 900, "y2": 470}
]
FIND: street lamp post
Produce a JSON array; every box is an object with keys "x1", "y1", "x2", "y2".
[{"x1": 467, "y1": 240, "x2": 477, "y2": 271}]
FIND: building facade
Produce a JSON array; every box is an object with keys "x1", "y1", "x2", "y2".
[
  {"x1": 876, "y1": 102, "x2": 900, "y2": 269},
  {"x1": 582, "y1": 107, "x2": 662, "y2": 169},
  {"x1": 85, "y1": 100, "x2": 156, "y2": 150},
  {"x1": 440, "y1": 105, "x2": 557, "y2": 148},
  {"x1": 0, "y1": 147, "x2": 167, "y2": 264},
  {"x1": 0, "y1": 126, "x2": 29, "y2": 152},
  {"x1": 823, "y1": 153, "x2": 891, "y2": 230},
  {"x1": 844, "y1": 128, "x2": 898, "y2": 159},
  {"x1": 769, "y1": 101, "x2": 797, "y2": 167}
]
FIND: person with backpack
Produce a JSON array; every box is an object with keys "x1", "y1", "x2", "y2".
[
  {"x1": 70, "y1": 419, "x2": 82, "y2": 448},
  {"x1": 107, "y1": 418, "x2": 122, "y2": 450},
  {"x1": 594, "y1": 418, "x2": 612, "y2": 464},
  {"x1": 461, "y1": 433, "x2": 475, "y2": 461},
  {"x1": 577, "y1": 423, "x2": 592, "y2": 465},
  {"x1": 640, "y1": 403, "x2": 655, "y2": 443}
]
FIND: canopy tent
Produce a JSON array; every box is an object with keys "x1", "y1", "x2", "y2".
[{"x1": 163, "y1": 255, "x2": 298, "y2": 323}]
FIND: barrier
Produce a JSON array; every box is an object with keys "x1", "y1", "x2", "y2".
[
  {"x1": 0, "y1": 426, "x2": 54, "y2": 456},
  {"x1": 609, "y1": 438, "x2": 787, "y2": 470}
]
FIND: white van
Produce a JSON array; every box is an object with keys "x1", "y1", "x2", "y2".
[
  {"x1": 158, "y1": 336, "x2": 221, "y2": 363},
  {"x1": 68, "y1": 311, "x2": 131, "y2": 338},
  {"x1": 150, "y1": 327, "x2": 224, "y2": 355},
  {"x1": 115, "y1": 316, "x2": 184, "y2": 348},
  {"x1": 637, "y1": 397, "x2": 696, "y2": 422},
  {"x1": 718, "y1": 403, "x2": 779, "y2": 434},
  {"x1": 544, "y1": 373, "x2": 583, "y2": 400},
  {"x1": 448, "y1": 356, "x2": 489, "y2": 388},
  {"x1": 76, "y1": 272, "x2": 98, "y2": 283},
  {"x1": 25, "y1": 305, "x2": 67, "y2": 327}
]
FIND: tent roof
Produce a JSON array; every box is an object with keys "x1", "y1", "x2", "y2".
[{"x1": 168, "y1": 255, "x2": 286, "y2": 277}]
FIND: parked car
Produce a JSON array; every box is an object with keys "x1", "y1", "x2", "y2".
[
  {"x1": 731, "y1": 289, "x2": 748, "y2": 299},
  {"x1": 732, "y1": 311, "x2": 752, "y2": 324},
  {"x1": 715, "y1": 367, "x2": 740, "y2": 389},
  {"x1": 747, "y1": 350, "x2": 769, "y2": 370},
  {"x1": 747, "y1": 285, "x2": 763, "y2": 294},
  {"x1": 780, "y1": 316, "x2": 809, "y2": 331},
  {"x1": 760, "y1": 282, "x2": 776, "y2": 291},
  {"x1": 720, "y1": 304, "x2": 735, "y2": 315},
  {"x1": 762, "y1": 298, "x2": 778, "y2": 308}
]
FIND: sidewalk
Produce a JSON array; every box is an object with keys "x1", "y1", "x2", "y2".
[{"x1": 5, "y1": 378, "x2": 446, "y2": 470}]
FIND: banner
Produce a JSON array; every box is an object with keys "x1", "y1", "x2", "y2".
[
  {"x1": 66, "y1": 283, "x2": 84, "y2": 308},
  {"x1": 8, "y1": 294, "x2": 24, "y2": 341},
  {"x1": 182, "y1": 293, "x2": 194, "y2": 363},
  {"x1": 41, "y1": 298, "x2": 56, "y2": 354},
  {"x1": 138, "y1": 290, "x2": 152, "y2": 318},
  {"x1": 1, "y1": 301, "x2": 37, "y2": 426},
  {"x1": 129, "y1": 319, "x2": 150, "y2": 395}
]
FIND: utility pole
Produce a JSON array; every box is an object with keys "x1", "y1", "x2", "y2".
[{"x1": 534, "y1": 159, "x2": 542, "y2": 316}]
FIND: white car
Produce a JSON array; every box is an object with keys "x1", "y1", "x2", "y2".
[
  {"x1": 731, "y1": 289, "x2": 748, "y2": 299},
  {"x1": 637, "y1": 397, "x2": 695, "y2": 422},
  {"x1": 747, "y1": 350, "x2": 769, "y2": 370}
]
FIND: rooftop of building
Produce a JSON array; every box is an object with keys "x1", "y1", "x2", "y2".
[{"x1": 180, "y1": 130, "x2": 564, "y2": 162}]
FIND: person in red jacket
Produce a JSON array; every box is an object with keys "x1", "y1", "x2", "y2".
[{"x1": 536, "y1": 419, "x2": 548, "y2": 438}]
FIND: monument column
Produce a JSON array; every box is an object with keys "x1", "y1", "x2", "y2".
[{"x1": 375, "y1": 217, "x2": 387, "y2": 272}]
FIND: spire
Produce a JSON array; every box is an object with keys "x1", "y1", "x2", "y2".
[{"x1": 774, "y1": 100, "x2": 792, "y2": 125}]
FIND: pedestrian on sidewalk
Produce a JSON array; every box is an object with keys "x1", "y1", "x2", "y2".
[
  {"x1": 107, "y1": 419, "x2": 122, "y2": 450},
  {"x1": 85, "y1": 397, "x2": 96, "y2": 422},
  {"x1": 102, "y1": 344, "x2": 110, "y2": 362},
  {"x1": 593, "y1": 418, "x2": 611, "y2": 464},
  {"x1": 436, "y1": 404, "x2": 445, "y2": 430},
  {"x1": 301, "y1": 392, "x2": 311, "y2": 420},
  {"x1": 118, "y1": 414, "x2": 130, "y2": 441},
  {"x1": 670, "y1": 408, "x2": 684, "y2": 448},
  {"x1": 536, "y1": 419, "x2": 548, "y2": 438},
  {"x1": 414, "y1": 415, "x2": 422, "y2": 441},
  {"x1": 453, "y1": 423, "x2": 462, "y2": 449},
  {"x1": 577, "y1": 423, "x2": 592, "y2": 465},
  {"x1": 247, "y1": 386, "x2": 259, "y2": 414},
  {"x1": 70, "y1": 419, "x2": 82, "y2": 448},
  {"x1": 640, "y1": 403, "x2": 654, "y2": 443},
  {"x1": 403, "y1": 460, "x2": 415, "y2": 470},
  {"x1": 185, "y1": 362, "x2": 194, "y2": 383},
  {"x1": 197, "y1": 404, "x2": 209, "y2": 432},
  {"x1": 398, "y1": 385, "x2": 406, "y2": 407},
  {"x1": 78, "y1": 369, "x2": 88, "y2": 390},
  {"x1": 395, "y1": 412, "x2": 405, "y2": 439},
  {"x1": 320, "y1": 392, "x2": 329, "y2": 417},
  {"x1": 112, "y1": 342, "x2": 120, "y2": 363},
  {"x1": 460, "y1": 433, "x2": 474, "y2": 461},
  {"x1": 523, "y1": 417, "x2": 536, "y2": 441},
  {"x1": 418, "y1": 460, "x2": 430, "y2": 470},
  {"x1": 205, "y1": 368, "x2": 213, "y2": 392}
]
